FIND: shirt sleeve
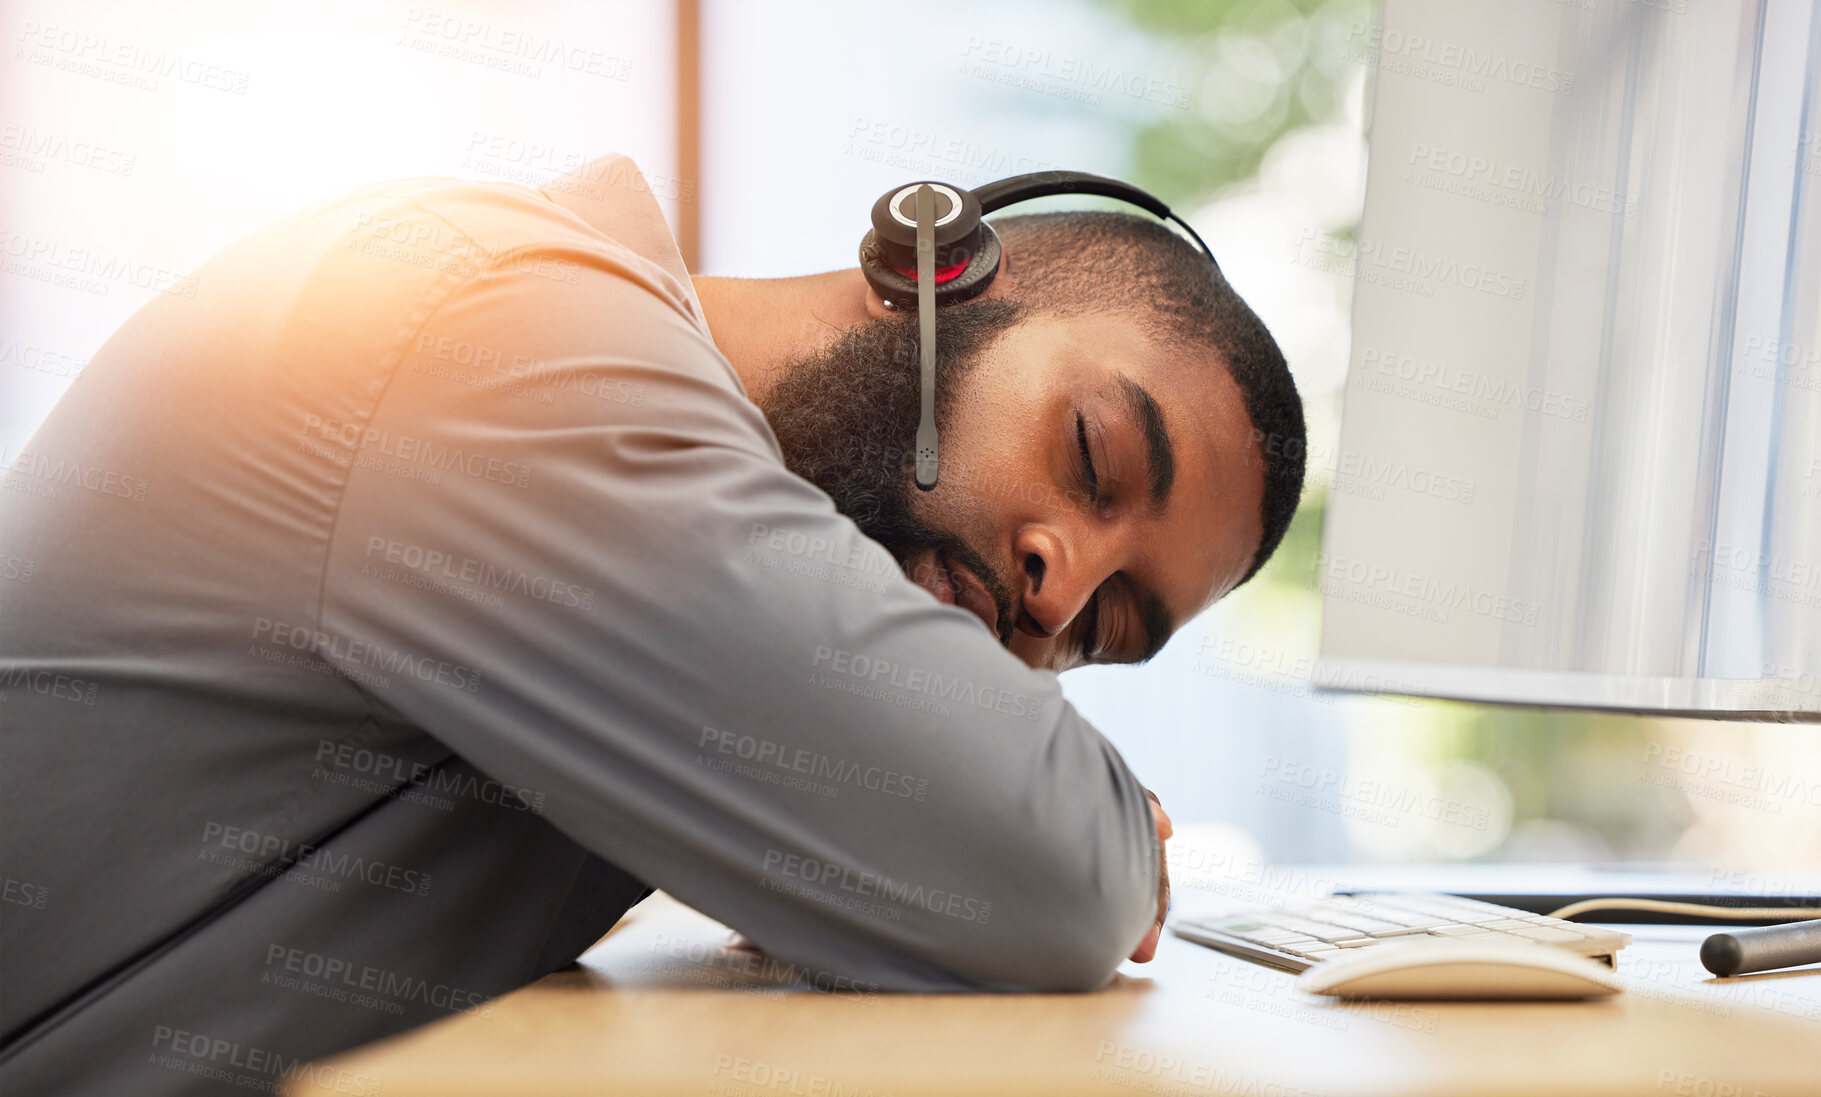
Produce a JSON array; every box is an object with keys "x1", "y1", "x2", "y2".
[{"x1": 315, "y1": 241, "x2": 1159, "y2": 993}]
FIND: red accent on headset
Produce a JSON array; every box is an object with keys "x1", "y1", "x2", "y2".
[{"x1": 890, "y1": 258, "x2": 971, "y2": 285}]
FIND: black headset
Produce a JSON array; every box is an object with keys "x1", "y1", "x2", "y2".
[{"x1": 857, "y1": 170, "x2": 1216, "y2": 490}]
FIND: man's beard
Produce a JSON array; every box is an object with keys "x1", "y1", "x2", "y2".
[{"x1": 757, "y1": 298, "x2": 1024, "y2": 645}]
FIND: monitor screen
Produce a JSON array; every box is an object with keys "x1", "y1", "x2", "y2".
[{"x1": 1316, "y1": 0, "x2": 1820, "y2": 719}]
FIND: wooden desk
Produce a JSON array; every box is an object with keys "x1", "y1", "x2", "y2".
[{"x1": 291, "y1": 892, "x2": 1821, "y2": 1097}]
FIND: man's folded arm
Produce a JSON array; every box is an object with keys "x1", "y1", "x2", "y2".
[{"x1": 317, "y1": 264, "x2": 1158, "y2": 992}]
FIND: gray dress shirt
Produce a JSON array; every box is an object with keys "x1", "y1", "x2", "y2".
[{"x1": 0, "y1": 154, "x2": 1159, "y2": 1096}]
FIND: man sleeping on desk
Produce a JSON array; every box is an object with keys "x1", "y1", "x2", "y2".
[{"x1": 0, "y1": 155, "x2": 1304, "y2": 1096}]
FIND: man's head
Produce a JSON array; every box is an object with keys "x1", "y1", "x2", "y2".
[{"x1": 759, "y1": 210, "x2": 1305, "y2": 672}]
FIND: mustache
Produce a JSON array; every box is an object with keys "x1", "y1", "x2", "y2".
[{"x1": 901, "y1": 527, "x2": 1017, "y2": 647}]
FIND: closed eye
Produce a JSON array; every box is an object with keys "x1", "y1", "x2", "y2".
[{"x1": 1075, "y1": 412, "x2": 1098, "y2": 505}]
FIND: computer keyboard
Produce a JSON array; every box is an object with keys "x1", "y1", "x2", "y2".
[{"x1": 1171, "y1": 891, "x2": 1632, "y2": 972}]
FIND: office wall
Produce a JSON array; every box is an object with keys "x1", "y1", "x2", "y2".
[{"x1": 1, "y1": 0, "x2": 678, "y2": 460}]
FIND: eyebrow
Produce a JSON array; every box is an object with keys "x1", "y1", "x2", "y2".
[{"x1": 1116, "y1": 374, "x2": 1174, "y2": 516}]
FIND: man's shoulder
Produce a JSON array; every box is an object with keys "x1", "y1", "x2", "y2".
[
  {"x1": 328, "y1": 172, "x2": 623, "y2": 269},
  {"x1": 327, "y1": 155, "x2": 699, "y2": 326}
]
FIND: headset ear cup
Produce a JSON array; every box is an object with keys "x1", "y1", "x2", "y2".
[
  {"x1": 859, "y1": 228, "x2": 916, "y2": 307},
  {"x1": 858, "y1": 223, "x2": 1002, "y2": 310},
  {"x1": 942, "y1": 224, "x2": 1001, "y2": 305}
]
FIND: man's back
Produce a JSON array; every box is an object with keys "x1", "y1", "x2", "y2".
[
  {"x1": 0, "y1": 157, "x2": 1157, "y2": 1096},
  {"x1": 0, "y1": 166, "x2": 692, "y2": 1091}
]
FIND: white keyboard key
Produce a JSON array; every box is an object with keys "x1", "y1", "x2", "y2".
[{"x1": 1509, "y1": 926, "x2": 1587, "y2": 943}]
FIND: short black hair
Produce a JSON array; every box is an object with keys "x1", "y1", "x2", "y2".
[{"x1": 989, "y1": 210, "x2": 1306, "y2": 588}]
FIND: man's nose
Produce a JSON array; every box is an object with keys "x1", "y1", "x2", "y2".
[{"x1": 1013, "y1": 523, "x2": 1109, "y2": 639}]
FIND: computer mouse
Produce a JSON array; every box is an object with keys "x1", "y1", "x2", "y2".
[{"x1": 1294, "y1": 938, "x2": 1625, "y2": 1000}]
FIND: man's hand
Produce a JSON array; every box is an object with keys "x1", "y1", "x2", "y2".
[{"x1": 1127, "y1": 789, "x2": 1172, "y2": 964}]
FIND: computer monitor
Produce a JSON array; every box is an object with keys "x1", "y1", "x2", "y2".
[{"x1": 1315, "y1": 0, "x2": 1820, "y2": 720}]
